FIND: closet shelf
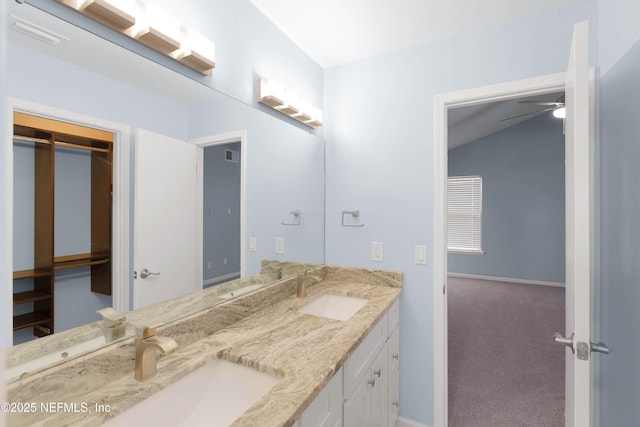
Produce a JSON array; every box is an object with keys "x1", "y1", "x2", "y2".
[
  {"x1": 53, "y1": 253, "x2": 110, "y2": 271},
  {"x1": 13, "y1": 269, "x2": 52, "y2": 280},
  {"x1": 13, "y1": 312, "x2": 52, "y2": 331},
  {"x1": 13, "y1": 290, "x2": 52, "y2": 305}
]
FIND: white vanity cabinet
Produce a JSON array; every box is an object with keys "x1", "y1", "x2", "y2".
[
  {"x1": 294, "y1": 298, "x2": 400, "y2": 427},
  {"x1": 343, "y1": 298, "x2": 400, "y2": 427},
  {"x1": 294, "y1": 366, "x2": 343, "y2": 427}
]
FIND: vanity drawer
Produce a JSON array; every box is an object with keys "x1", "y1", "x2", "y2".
[{"x1": 343, "y1": 315, "x2": 387, "y2": 399}]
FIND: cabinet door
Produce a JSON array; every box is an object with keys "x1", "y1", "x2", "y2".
[
  {"x1": 370, "y1": 347, "x2": 387, "y2": 427},
  {"x1": 388, "y1": 372, "x2": 400, "y2": 427},
  {"x1": 344, "y1": 316, "x2": 386, "y2": 398},
  {"x1": 388, "y1": 325, "x2": 400, "y2": 384},
  {"x1": 299, "y1": 367, "x2": 343, "y2": 427},
  {"x1": 344, "y1": 375, "x2": 371, "y2": 427}
]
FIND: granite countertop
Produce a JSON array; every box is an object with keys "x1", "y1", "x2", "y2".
[{"x1": 6, "y1": 266, "x2": 401, "y2": 427}]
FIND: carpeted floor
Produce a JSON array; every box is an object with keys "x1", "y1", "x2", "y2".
[{"x1": 448, "y1": 277, "x2": 565, "y2": 427}]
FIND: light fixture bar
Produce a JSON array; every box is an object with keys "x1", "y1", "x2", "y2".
[
  {"x1": 257, "y1": 78, "x2": 323, "y2": 128},
  {"x1": 81, "y1": 0, "x2": 136, "y2": 30}
]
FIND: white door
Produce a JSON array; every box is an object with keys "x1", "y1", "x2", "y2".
[
  {"x1": 133, "y1": 129, "x2": 199, "y2": 309},
  {"x1": 560, "y1": 20, "x2": 595, "y2": 426}
]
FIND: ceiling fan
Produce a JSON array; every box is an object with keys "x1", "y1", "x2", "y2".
[{"x1": 501, "y1": 94, "x2": 566, "y2": 121}]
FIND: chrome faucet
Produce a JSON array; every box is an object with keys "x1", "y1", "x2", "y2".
[{"x1": 135, "y1": 325, "x2": 178, "y2": 381}]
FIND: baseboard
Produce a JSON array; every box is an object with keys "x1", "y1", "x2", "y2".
[
  {"x1": 448, "y1": 272, "x2": 564, "y2": 288},
  {"x1": 396, "y1": 417, "x2": 430, "y2": 427},
  {"x1": 203, "y1": 271, "x2": 241, "y2": 286}
]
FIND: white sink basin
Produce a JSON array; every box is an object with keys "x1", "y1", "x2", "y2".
[
  {"x1": 218, "y1": 284, "x2": 263, "y2": 300},
  {"x1": 299, "y1": 294, "x2": 368, "y2": 321},
  {"x1": 105, "y1": 359, "x2": 279, "y2": 427},
  {"x1": 6, "y1": 335, "x2": 107, "y2": 382}
]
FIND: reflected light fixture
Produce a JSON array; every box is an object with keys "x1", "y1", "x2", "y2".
[
  {"x1": 176, "y1": 29, "x2": 216, "y2": 75},
  {"x1": 80, "y1": 0, "x2": 137, "y2": 30},
  {"x1": 57, "y1": 0, "x2": 216, "y2": 76},
  {"x1": 258, "y1": 78, "x2": 323, "y2": 128},
  {"x1": 135, "y1": 2, "x2": 181, "y2": 53}
]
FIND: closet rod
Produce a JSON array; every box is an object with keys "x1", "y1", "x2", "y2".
[
  {"x1": 13, "y1": 134, "x2": 111, "y2": 153},
  {"x1": 13, "y1": 135, "x2": 51, "y2": 145},
  {"x1": 54, "y1": 141, "x2": 110, "y2": 153}
]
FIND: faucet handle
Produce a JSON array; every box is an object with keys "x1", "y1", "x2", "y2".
[{"x1": 136, "y1": 324, "x2": 164, "y2": 339}]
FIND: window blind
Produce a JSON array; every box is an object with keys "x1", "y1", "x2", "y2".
[{"x1": 447, "y1": 176, "x2": 483, "y2": 253}]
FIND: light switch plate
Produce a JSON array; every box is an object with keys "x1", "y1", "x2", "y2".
[
  {"x1": 249, "y1": 237, "x2": 257, "y2": 252},
  {"x1": 275, "y1": 237, "x2": 285, "y2": 254},
  {"x1": 371, "y1": 241, "x2": 384, "y2": 262},
  {"x1": 415, "y1": 245, "x2": 427, "y2": 265}
]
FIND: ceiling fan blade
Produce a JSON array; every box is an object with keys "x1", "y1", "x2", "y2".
[
  {"x1": 501, "y1": 107, "x2": 557, "y2": 121},
  {"x1": 518, "y1": 100, "x2": 565, "y2": 106}
]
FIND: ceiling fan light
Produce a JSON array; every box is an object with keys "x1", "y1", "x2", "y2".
[{"x1": 553, "y1": 107, "x2": 566, "y2": 119}]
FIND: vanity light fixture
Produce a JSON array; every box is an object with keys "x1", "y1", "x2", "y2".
[
  {"x1": 258, "y1": 78, "x2": 323, "y2": 128},
  {"x1": 176, "y1": 29, "x2": 216, "y2": 75},
  {"x1": 257, "y1": 78, "x2": 285, "y2": 108},
  {"x1": 80, "y1": 0, "x2": 137, "y2": 30},
  {"x1": 135, "y1": 2, "x2": 181, "y2": 53},
  {"x1": 57, "y1": 0, "x2": 216, "y2": 75}
]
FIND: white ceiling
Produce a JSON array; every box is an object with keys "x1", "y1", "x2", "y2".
[{"x1": 250, "y1": 0, "x2": 589, "y2": 68}]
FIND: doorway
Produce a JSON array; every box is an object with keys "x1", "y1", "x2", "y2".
[
  {"x1": 202, "y1": 142, "x2": 242, "y2": 287},
  {"x1": 191, "y1": 130, "x2": 247, "y2": 286},
  {"x1": 6, "y1": 98, "x2": 130, "y2": 345},
  {"x1": 446, "y1": 97, "x2": 566, "y2": 425},
  {"x1": 433, "y1": 72, "x2": 568, "y2": 426}
]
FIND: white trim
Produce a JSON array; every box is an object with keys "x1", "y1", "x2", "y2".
[
  {"x1": 6, "y1": 98, "x2": 131, "y2": 320},
  {"x1": 433, "y1": 72, "x2": 566, "y2": 427},
  {"x1": 447, "y1": 272, "x2": 565, "y2": 288},
  {"x1": 190, "y1": 130, "x2": 248, "y2": 285},
  {"x1": 203, "y1": 271, "x2": 241, "y2": 286},
  {"x1": 396, "y1": 417, "x2": 430, "y2": 427}
]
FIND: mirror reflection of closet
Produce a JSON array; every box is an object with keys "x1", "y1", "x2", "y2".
[
  {"x1": 203, "y1": 142, "x2": 241, "y2": 288},
  {"x1": 12, "y1": 112, "x2": 113, "y2": 345}
]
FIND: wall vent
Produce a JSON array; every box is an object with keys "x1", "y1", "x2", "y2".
[{"x1": 225, "y1": 149, "x2": 239, "y2": 163}]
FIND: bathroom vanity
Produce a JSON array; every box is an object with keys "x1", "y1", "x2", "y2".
[{"x1": 6, "y1": 263, "x2": 401, "y2": 427}]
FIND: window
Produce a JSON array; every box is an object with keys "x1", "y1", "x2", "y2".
[{"x1": 447, "y1": 175, "x2": 484, "y2": 254}]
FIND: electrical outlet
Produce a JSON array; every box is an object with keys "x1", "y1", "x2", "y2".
[
  {"x1": 275, "y1": 237, "x2": 285, "y2": 254},
  {"x1": 207, "y1": 261, "x2": 212, "y2": 270},
  {"x1": 371, "y1": 241, "x2": 384, "y2": 262},
  {"x1": 223, "y1": 258, "x2": 228, "y2": 265},
  {"x1": 249, "y1": 237, "x2": 257, "y2": 252}
]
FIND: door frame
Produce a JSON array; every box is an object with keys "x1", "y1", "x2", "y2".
[
  {"x1": 433, "y1": 72, "x2": 569, "y2": 427},
  {"x1": 190, "y1": 130, "x2": 247, "y2": 284},
  {"x1": 4, "y1": 97, "x2": 131, "y2": 332}
]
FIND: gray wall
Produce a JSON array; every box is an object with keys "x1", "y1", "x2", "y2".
[
  {"x1": 598, "y1": 0, "x2": 640, "y2": 423},
  {"x1": 448, "y1": 113, "x2": 565, "y2": 283},
  {"x1": 203, "y1": 143, "x2": 241, "y2": 284}
]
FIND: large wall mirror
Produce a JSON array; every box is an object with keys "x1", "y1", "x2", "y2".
[{"x1": 5, "y1": 1, "x2": 325, "y2": 379}]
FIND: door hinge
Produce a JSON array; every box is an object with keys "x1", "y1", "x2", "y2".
[{"x1": 443, "y1": 284, "x2": 446, "y2": 295}]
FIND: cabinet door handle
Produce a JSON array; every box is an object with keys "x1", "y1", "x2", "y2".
[
  {"x1": 373, "y1": 369, "x2": 381, "y2": 378},
  {"x1": 392, "y1": 353, "x2": 399, "y2": 360},
  {"x1": 367, "y1": 378, "x2": 376, "y2": 387}
]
